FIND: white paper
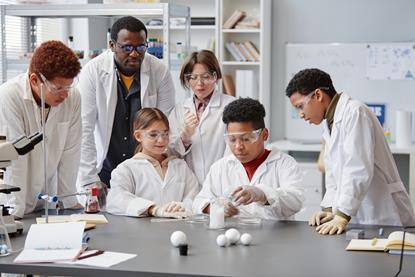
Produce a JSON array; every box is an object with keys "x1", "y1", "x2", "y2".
[
  {"x1": 366, "y1": 44, "x2": 415, "y2": 80},
  {"x1": 24, "y1": 222, "x2": 85, "y2": 249},
  {"x1": 70, "y1": 251, "x2": 136, "y2": 267},
  {"x1": 14, "y1": 249, "x2": 82, "y2": 263},
  {"x1": 14, "y1": 222, "x2": 85, "y2": 263}
]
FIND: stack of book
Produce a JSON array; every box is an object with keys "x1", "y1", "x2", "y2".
[
  {"x1": 225, "y1": 41, "x2": 260, "y2": 62},
  {"x1": 223, "y1": 10, "x2": 246, "y2": 29},
  {"x1": 235, "y1": 17, "x2": 260, "y2": 29}
]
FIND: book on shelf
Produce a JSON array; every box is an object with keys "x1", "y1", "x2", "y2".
[
  {"x1": 244, "y1": 41, "x2": 260, "y2": 61},
  {"x1": 225, "y1": 41, "x2": 260, "y2": 62},
  {"x1": 235, "y1": 17, "x2": 260, "y2": 29},
  {"x1": 237, "y1": 43, "x2": 256, "y2": 62},
  {"x1": 223, "y1": 10, "x2": 246, "y2": 29},
  {"x1": 346, "y1": 231, "x2": 415, "y2": 252},
  {"x1": 222, "y1": 74, "x2": 235, "y2": 97},
  {"x1": 14, "y1": 222, "x2": 85, "y2": 263},
  {"x1": 225, "y1": 42, "x2": 243, "y2": 62},
  {"x1": 191, "y1": 17, "x2": 215, "y2": 25}
]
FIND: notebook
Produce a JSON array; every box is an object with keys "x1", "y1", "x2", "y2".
[
  {"x1": 36, "y1": 213, "x2": 108, "y2": 224},
  {"x1": 14, "y1": 222, "x2": 85, "y2": 263},
  {"x1": 346, "y1": 231, "x2": 415, "y2": 252}
]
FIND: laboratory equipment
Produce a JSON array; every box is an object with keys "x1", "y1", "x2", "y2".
[
  {"x1": 0, "y1": 132, "x2": 43, "y2": 168},
  {"x1": 216, "y1": 234, "x2": 229, "y2": 247},
  {"x1": 225, "y1": 228, "x2": 240, "y2": 244},
  {"x1": 0, "y1": 133, "x2": 43, "y2": 256},
  {"x1": 185, "y1": 213, "x2": 209, "y2": 224},
  {"x1": 85, "y1": 187, "x2": 100, "y2": 213},
  {"x1": 170, "y1": 230, "x2": 187, "y2": 247},
  {"x1": 240, "y1": 233, "x2": 253, "y2": 246},
  {"x1": 178, "y1": 244, "x2": 188, "y2": 256},
  {"x1": 209, "y1": 198, "x2": 225, "y2": 229}
]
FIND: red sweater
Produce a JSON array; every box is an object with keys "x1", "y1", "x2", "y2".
[{"x1": 242, "y1": 149, "x2": 271, "y2": 181}]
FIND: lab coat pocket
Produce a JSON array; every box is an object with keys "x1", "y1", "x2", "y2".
[{"x1": 55, "y1": 121, "x2": 70, "y2": 150}]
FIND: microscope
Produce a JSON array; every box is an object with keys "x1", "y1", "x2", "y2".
[{"x1": 0, "y1": 132, "x2": 43, "y2": 236}]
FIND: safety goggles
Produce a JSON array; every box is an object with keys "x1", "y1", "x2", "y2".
[
  {"x1": 224, "y1": 128, "x2": 263, "y2": 146},
  {"x1": 140, "y1": 130, "x2": 170, "y2": 141},
  {"x1": 184, "y1": 72, "x2": 217, "y2": 85},
  {"x1": 39, "y1": 72, "x2": 78, "y2": 94},
  {"x1": 113, "y1": 41, "x2": 148, "y2": 54},
  {"x1": 295, "y1": 87, "x2": 329, "y2": 111}
]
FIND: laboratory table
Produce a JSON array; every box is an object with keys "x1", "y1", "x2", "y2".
[{"x1": 0, "y1": 211, "x2": 414, "y2": 277}]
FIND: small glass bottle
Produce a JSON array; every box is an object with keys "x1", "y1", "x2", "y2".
[
  {"x1": 85, "y1": 187, "x2": 100, "y2": 214},
  {"x1": 209, "y1": 198, "x2": 225, "y2": 229},
  {"x1": 0, "y1": 233, "x2": 11, "y2": 257}
]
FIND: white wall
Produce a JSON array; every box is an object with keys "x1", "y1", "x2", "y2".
[{"x1": 271, "y1": 0, "x2": 415, "y2": 141}]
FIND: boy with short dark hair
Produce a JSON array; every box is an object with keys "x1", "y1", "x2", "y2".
[
  {"x1": 193, "y1": 98, "x2": 304, "y2": 220},
  {"x1": 286, "y1": 68, "x2": 415, "y2": 235}
]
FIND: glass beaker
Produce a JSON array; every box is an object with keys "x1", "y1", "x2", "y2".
[
  {"x1": 0, "y1": 232, "x2": 11, "y2": 257},
  {"x1": 85, "y1": 187, "x2": 100, "y2": 214},
  {"x1": 209, "y1": 198, "x2": 226, "y2": 229}
]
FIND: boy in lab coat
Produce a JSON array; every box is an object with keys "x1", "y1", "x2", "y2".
[
  {"x1": 0, "y1": 41, "x2": 83, "y2": 218},
  {"x1": 286, "y1": 68, "x2": 415, "y2": 235},
  {"x1": 193, "y1": 98, "x2": 304, "y2": 220}
]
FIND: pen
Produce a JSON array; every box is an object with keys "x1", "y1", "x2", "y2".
[
  {"x1": 371, "y1": 238, "x2": 378, "y2": 246},
  {"x1": 78, "y1": 250, "x2": 104, "y2": 260}
]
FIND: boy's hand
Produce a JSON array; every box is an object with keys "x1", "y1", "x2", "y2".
[{"x1": 231, "y1": 186, "x2": 267, "y2": 206}]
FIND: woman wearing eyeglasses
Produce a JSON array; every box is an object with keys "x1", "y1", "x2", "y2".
[
  {"x1": 0, "y1": 40, "x2": 83, "y2": 218},
  {"x1": 168, "y1": 50, "x2": 236, "y2": 186},
  {"x1": 106, "y1": 108, "x2": 198, "y2": 218}
]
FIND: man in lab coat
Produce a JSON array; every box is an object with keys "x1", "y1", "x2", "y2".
[
  {"x1": 286, "y1": 68, "x2": 415, "y2": 235},
  {"x1": 193, "y1": 98, "x2": 304, "y2": 220},
  {"x1": 77, "y1": 16, "x2": 175, "y2": 189},
  {"x1": 0, "y1": 40, "x2": 83, "y2": 218}
]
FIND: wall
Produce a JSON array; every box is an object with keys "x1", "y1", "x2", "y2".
[{"x1": 271, "y1": 0, "x2": 415, "y2": 141}]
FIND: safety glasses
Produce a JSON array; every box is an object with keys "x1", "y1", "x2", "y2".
[
  {"x1": 184, "y1": 72, "x2": 217, "y2": 85},
  {"x1": 140, "y1": 130, "x2": 170, "y2": 141},
  {"x1": 39, "y1": 72, "x2": 78, "y2": 94},
  {"x1": 295, "y1": 87, "x2": 329, "y2": 111},
  {"x1": 224, "y1": 129, "x2": 263, "y2": 146}
]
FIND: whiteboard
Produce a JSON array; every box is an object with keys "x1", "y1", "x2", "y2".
[{"x1": 285, "y1": 43, "x2": 415, "y2": 143}]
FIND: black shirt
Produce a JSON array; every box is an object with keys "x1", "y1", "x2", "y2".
[{"x1": 98, "y1": 67, "x2": 141, "y2": 187}]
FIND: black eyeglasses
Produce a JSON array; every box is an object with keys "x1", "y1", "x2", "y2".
[{"x1": 113, "y1": 41, "x2": 148, "y2": 54}]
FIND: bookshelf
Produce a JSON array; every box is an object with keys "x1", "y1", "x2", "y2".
[
  {"x1": 219, "y1": 0, "x2": 271, "y2": 127},
  {"x1": 159, "y1": 0, "x2": 219, "y2": 104}
]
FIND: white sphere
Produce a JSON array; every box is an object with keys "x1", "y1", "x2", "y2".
[
  {"x1": 225, "y1": 228, "x2": 240, "y2": 244},
  {"x1": 240, "y1": 233, "x2": 253, "y2": 246},
  {"x1": 170, "y1": 231, "x2": 187, "y2": 247},
  {"x1": 216, "y1": 234, "x2": 229, "y2": 247}
]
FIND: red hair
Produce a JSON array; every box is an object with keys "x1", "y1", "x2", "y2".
[{"x1": 29, "y1": 40, "x2": 80, "y2": 80}]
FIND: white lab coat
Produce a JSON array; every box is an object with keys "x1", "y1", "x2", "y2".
[
  {"x1": 193, "y1": 148, "x2": 305, "y2": 220},
  {"x1": 0, "y1": 74, "x2": 81, "y2": 218},
  {"x1": 76, "y1": 50, "x2": 175, "y2": 188},
  {"x1": 321, "y1": 93, "x2": 415, "y2": 226},
  {"x1": 168, "y1": 90, "x2": 235, "y2": 185},
  {"x1": 106, "y1": 156, "x2": 199, "y2": 216}
]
